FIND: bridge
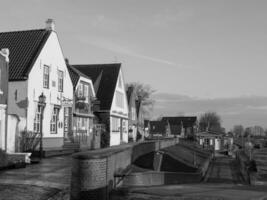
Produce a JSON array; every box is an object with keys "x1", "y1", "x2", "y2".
[{"x1": 70, "y1": 138, "x2": 213, "y2": 200}]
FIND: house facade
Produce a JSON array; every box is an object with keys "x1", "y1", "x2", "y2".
[
  {"x1": 67, "y1": 64, "x2": 100, "y2": 149},
  {"x1": 0, "y1": 49, "x2": 9, "y2": 151},
  {"x1": 73, "y1": 63, "x2": 129, "y2": 147},
  {"x1": 0, "y1": 19, "x2": 73, "y2": 151},
  {"x1": 136, "y1": 97, "x2": 145, "y2": 140},
  {"x1": 196, "y1": 131, "x2": 224, "y2": 151}
]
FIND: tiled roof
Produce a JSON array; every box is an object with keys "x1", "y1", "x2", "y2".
[
  {"x1": 72, "y1": 63, "x2": 121, "y2": 110},
  {"x1": 67, "y1": 64, "x2": 91, "y2": 88},
  {"x1": 0, "y1": 29, "x2": 51, "y2": 81}
]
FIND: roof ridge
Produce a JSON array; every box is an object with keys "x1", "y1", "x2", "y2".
[
  {"x1": 0, "y1": 28, "x2": 47, "y2": 34},
  {"x1": 72, "y1": 63, "x2": 121, "y2": 67}
]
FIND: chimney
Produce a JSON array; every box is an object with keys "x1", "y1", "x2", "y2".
[
  {"x1": 0, "y1": 48, "x2": 10, "y2": 62},
  {"x1": 45, "y1": 19, "x2": 55, "y2": 31}
]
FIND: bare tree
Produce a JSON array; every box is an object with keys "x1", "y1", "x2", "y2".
[
  {"x1": 126, "y1": 82, "x2": 155, "y2": 119},
  {"x1": 198, "y1": 112, "x2": 221, "y2": 132},
  {"x1": 232, "y1": 125, "x2": 244, "y2": 138}
]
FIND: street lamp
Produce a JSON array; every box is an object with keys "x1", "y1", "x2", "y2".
[{"x1": 39, "y1": 93, "x2": 46, "y2": 159}]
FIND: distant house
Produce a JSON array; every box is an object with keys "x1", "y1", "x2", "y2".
[
  {"x1": 72, "y1": 63, "x2": 129, "y2": 147},
  {"x1": 149, "y1": 120, "x2": 166, "y2": 137},
  {"x1": 136, "y1": 97, "x2": 145, "y2": 140},
  {"x1": 0, "y1": 49, "x2": 9, "y2": 151},
  {"x1": 161, "y1": 116, "x2": 197, "y2": 138},
  {"x1": 0, "y1": 19, "x2": 73, "y2": 151},
  {"x1": 67, "y1": 64, "x2": 100, "y2": 150},
  {"x1": 196, "y1": 131, "x2": 224, "y2": 151},
  {"x1": 126, "y1": 86, "x2": 137, "y2": 142}
]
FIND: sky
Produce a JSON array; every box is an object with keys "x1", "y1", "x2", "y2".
[{"x1": 1, "y1": 0, "x2": 267, "y2": 130}]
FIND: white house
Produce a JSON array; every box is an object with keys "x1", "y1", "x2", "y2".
[
  {"x1": 67, "y1": 64, "x2": 100, "y2": 150},
  {"x1": 0, "y1": 49, "x2": 9, "y2": 151},
  {"x1": 0, "y1": 19, "x2": 73, "y2": 152},
  {"x1": 72, "y1": 63, "x2": 129, "y2": 147}
]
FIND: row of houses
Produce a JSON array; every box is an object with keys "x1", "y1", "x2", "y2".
[
  {"x1": 147, "y1": 116, "x2": 233, "y2": 152},
  {"x1": 0, "y1": 19, "x2": 144, "y2": 154},
  {"x1": 148, "y1": 116, "x2": 197, "y2": 138}
]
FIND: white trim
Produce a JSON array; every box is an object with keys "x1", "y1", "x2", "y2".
[{"x1": 0, "y1": 104, "x2": 7, "y2": 109}]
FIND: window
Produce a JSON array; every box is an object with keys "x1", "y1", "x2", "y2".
[
  {"x1": 77, "y1": 83, "x2": 90, "y2": 102},
  {"x1": 111, "y1": 117, "x2": 120, "y2": 132},
  {"x1": 116, "y1": 91, "x2": 124, "y2": 108},
  {"x1": 34, "y1": 105, "x2": 41, "y2": 133},
  {"x1": 118, "y1": 75, "x2": 122, "y2": 88},
  {"x1": 43, "y1": 65, "x2": 49, "y2": 88},
  {"x1": 50, "y1": 107, "x2": 59, "y2": 134},
  {"x1": 58, "y1": 70, "x2": 64, "y2": 92},
  {"x1": 84, "y1": 84, "x2": 89, "y2": 102}
]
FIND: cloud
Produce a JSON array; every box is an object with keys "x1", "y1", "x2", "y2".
[
  {"x1": 80, "y1": 36, "x2": 176, "y2": 66},
  {"x1": 150, "y1": 8, "x2": 194, "y2": 28},
  {"x1": 152, "y1": 93, "x2": 267, "y2": 130}
]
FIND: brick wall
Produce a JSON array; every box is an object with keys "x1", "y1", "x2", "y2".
[{"x1": 70, "y1": 138, "x2": 179, "y2": 200}]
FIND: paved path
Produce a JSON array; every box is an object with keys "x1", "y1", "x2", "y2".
[
  {"x1": 204, "y1": 155, "x2": 245, "y2": 184},
  {"x1": 112, "y1": 184, "x2": 267, "y2": 200},
  {"x1": 0, "y1": 156, "x2": 72, "y2": 200}
]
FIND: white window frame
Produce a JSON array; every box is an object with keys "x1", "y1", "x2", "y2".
[
  {"x1": 43, "y1": 65, "x2": 50, "y2": 89},
  {"x1": 34, "y1": 105, "x2": 41, "y2": 133},
  {"x1": 50, "y1": 107, "x2": 59, "y2": 134},
  {"x1": 58, "y1": 70, "x2": 64, "y2": 92}
]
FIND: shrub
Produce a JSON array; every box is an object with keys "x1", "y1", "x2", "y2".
[{"x1": 0, "y1": 149, "x2": 8, "y2": 168}]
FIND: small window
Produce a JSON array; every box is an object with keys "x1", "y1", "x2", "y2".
[
  {"x1": 116, "y1": 91, "x2": 124, "y2": 108},
  {"x1": 111, "y1": 117, "x2": 120, "y2": 132},
  {"x1": 50, "y1": 107, "x2": 59, "y2": 134},
  {"x1": 84, "y1": 84, "x2": 89, "y2": 102},
  {"x1": 58, "y1": 70, "x2": 64, "y2": 92},
  {"x1": 118, "y1": 75, "x2": 122, "y2": 88},
  {"x1": 43, "y1": 65, "x2": 49, "y2": 88}
]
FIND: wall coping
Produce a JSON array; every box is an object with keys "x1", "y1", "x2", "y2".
[{"x1": 72, "y1": 138, "x2": 176, "y2": 160}]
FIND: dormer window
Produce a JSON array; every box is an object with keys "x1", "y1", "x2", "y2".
[{"x1": 43, "y1": 65, "x2": 49, "y2": 88}]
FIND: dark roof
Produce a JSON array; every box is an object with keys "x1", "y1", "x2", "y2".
[
  {"x1": 72, "y1": 63, "x2": 121, "y2": 110},
  {"x1": 149, "y1": 121, "x2": 166, "y2": 134},
  {"x1": 126, "y1": 86, "x2": 135, "y2": 104},
  {"x1": 162, "y1": 116, "x2": 197, "y2": 127},
  {"x1": 135, "y1": 99, "x2": 142, "y2": 117},
  {"x1": 0, "y1": 29, "x2": 51, "y2": 81},
  {"x1": 67, "y1": 64, "x2": 91, "y2": 87}
]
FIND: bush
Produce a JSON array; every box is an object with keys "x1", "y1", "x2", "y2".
[{"x1": 0, "y1": 149, "x2": 8, "y2": 168}]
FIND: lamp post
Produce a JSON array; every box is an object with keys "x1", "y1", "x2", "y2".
[{"x1": 39, "y1": 93, "x2": 46, "y2": 159}]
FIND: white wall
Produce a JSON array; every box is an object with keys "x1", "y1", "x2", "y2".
[
  {"x1": 0, "y1": 105, "x2": 6, "y2": 150},
  {"x1": 27, "y1": 31, "x2": 73, "y2": 140},
  {"x1": 110, "y1": 69, "x2": 129, "y2": 146}
]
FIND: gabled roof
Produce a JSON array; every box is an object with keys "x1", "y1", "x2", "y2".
[
  {"x1": 72, "y1": 63, "x2": 121, "y2": 110},
  {"x1": 67, "y1": 64, "x2": 91, "y2": 88},
  {"x1": 0, "y1": 29, "x2": 51, "y2": 81},
  {"x1": 162, "y1": 116, "x2": 197, "y2": 127}
]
